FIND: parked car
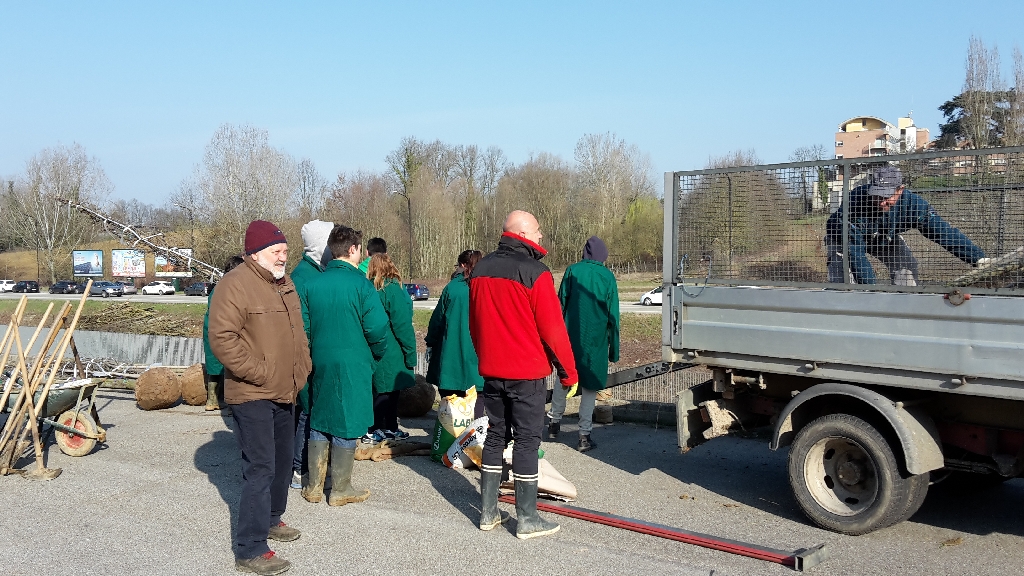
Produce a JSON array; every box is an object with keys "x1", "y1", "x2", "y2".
[
  {"x1": 141, "y1": 281, "x2": 175, "y2": 295},
  {"x1": 89, "y1": 281, "x2": 123, "y2": 298},
  {"x1": 49, "y1": 281, "x2": 79, "y2": 294},
  {"x1": 639, "y1": 286, "x2": 663, "y2": 306},
  {"x1": 0, "y1": 280, "x2": 16, "y2": 293},
  {"x1": 74, "y1": 281, "x2": 89, "y2": 294},
  {"x1": 12, "y1": 281, "x2": 40, "y2": 293},
  {"x1": 184, "y1": 281, "x2": 214, "y2": 296},
  {"x1": 403, "y1": 283, "x2": 430, "y2": 300},
  {"x1": 115, "y1": 281, "x2": 138, "y2": 295}
]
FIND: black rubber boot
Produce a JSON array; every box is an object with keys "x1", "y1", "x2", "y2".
[
  {"x1": 577, "y1": 433, "x2": 596, "y2": 453},
  {"x1": 328, "y1": 446, "x2": 370, "y2": 506},
  {"x1": 301, "y1": 440, "x2": 329, "y2": 504},
  {"x1": 479, "y1": 469, "x2": 509, "y2": 530},
  {"x1": 514, "y1": 479, "x2": 560, "y2": 539}
]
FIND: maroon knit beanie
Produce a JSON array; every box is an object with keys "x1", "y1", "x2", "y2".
[{"x1": 244, "y1": 220, "x2": 287, "y2": 255}]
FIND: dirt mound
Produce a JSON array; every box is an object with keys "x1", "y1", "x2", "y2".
[
  {"x1": 398, "y1": 375, "x2": 435, "y2": 417},
  {"x1": 180, "y1": 364, "x2": 207, "y2": 406},
  {"x1": 136, "y1": 367, "x2": 181, "y2": 410}
]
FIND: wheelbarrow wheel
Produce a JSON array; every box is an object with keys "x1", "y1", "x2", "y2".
[{"x1": 55, "y1": 411, "x2": 98, "y2": 457}]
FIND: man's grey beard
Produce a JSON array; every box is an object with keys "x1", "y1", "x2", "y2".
[{"x1": 254, "y1": 254, "x2": 286, "y2": 280}]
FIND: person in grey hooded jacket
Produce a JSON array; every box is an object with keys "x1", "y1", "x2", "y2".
[{"x1": 289, "y1": 220, "x2": 333, "y2": 489}]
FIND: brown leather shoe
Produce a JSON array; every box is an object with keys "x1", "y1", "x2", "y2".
[
  {"x1": 267, "y1": 521, "x2": 300, "y2": 542},
  {"x1": 235, "y1": 551, "x2": 291, "y2": 575}
]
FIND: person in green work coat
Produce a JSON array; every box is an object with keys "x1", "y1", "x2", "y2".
[
  {"x1": 357, "y1": 237, "x2": 387, "y2": 275},
  {"x1": 297, "y1": 225, "x2": 389, "y2": 507},
  {"x1": 203, "y1": 255, "x2": 245, "y2": 412},
  {"x1": 425, "y1": 249, "x2": 485, "y2": 418},
  {"x1": 364, "y1": 251, "x2": 418, "y2": 442},
  {"x1": 288, "y1": 219, "x2": 333, "y2": 490},
  {"x1": 548, "y1": 236, "x2": 619, "y2": 452}
]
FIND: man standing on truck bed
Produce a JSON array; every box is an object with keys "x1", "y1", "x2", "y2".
[
  {"x1": 469, "y1": 210, "x2": 578, "y2": 540},
  {"x1": 825, "y1": 165, "x2": 989, "y2": 285}
]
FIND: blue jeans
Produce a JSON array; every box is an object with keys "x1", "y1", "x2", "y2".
[
  {"x1": 292, "y1": 410, "x2": 310, "y2": 474},
  {"x1": 308, "y1": 428, "x2": 357, "y2": 449}
]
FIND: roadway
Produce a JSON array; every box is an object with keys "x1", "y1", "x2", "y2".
[
  {"x1": 2, "y1": 392, "x2": 1021, "y2": 575},
  {"x1": 0, "y1": 291, "x2": 663, "y2": 314}
]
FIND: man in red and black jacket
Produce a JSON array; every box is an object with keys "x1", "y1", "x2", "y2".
[{"x1": 469, "y1": 210, "x2": 578, "y2": 540}]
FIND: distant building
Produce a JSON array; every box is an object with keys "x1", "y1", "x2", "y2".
[{"x1": 834, "y1": 115, "x2": 930, "y2": 159}]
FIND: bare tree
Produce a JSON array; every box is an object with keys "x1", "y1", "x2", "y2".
[
  {"x1": 1007, "y1": 47, "x2": 1024, "y2": 147},
  {"x1": 962, "y1": 36, "x2": 1005, "y2": 148},
  {"x1": 1, "y1": 143, "x2": 110, "y2": 282},
  {"x1": 175, "y1": 124, "x2": 299, "y2": 267},
  {"x1": 385, "y1": 137, "x2": 428, "y2": 278},
  {"x1": 789, "y1": 145, "x2": 829, "y2": 214},
  {"x1": 296, "y1": 158, "x2": 328, "y2": 222}
]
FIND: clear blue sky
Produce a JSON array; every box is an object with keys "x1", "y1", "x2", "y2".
[{"x1": 1, "y1": 1, "x2": 1022, "y2": 203}]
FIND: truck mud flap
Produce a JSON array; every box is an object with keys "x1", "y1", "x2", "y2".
[{"x1": 676, "y1": 379, "x2": 721, "y2": 451}]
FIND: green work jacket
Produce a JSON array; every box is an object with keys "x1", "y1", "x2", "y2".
[
  {"x1": 425, "y1": 275, "x2": 483, "y2": 393},
  {"x1": 372, "y1": 278, "x2": 418, "y2": 394},
  {"x1": 298, "y1": 259, "x2": 389, "y2": 439},
  {"x1": 290, "y1": 254, "x2": 323, "y2": 413},
  {"x1": 558, "y1": 259, "x2": 620, "y2": 391},
  {"x1": 202, "y1": 287, "x2": 222, "y2": 376}
]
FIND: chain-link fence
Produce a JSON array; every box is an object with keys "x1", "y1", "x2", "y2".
[{"x1": 670, "y1": 147, "x2": 1024, "y2": 294}]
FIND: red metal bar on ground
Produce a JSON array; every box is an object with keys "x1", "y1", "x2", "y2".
[{"x1": 498, "y1": 496, "x2": 828, "y2": 572}]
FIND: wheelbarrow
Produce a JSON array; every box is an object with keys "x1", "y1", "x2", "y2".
[{"x1": 4, "y1": 378, "x2": 106, "y2": 457}]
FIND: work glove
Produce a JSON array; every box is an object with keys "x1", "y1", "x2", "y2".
[{"x1": 564, "y1": 381, "x2": 578, "y2": 399}]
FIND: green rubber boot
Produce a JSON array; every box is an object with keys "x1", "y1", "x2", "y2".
[
  {"x1": 328, "y1": 446, "x2": 370, "y2": 506},
  {"x1": 479, "y1": 469, "x2": 509, "y2": 530},
  {"x1": 301, "y1": 440, "x2": 329, "y2": 504},
  {"x1": 514, "y1": 479, "x2": 560, "y2": 539},
  {"x1": 205, "y1": 378, "x2": 219, "y2": 411}
]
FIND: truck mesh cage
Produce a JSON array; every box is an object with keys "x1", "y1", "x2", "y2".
[{"x1": 670, "y1": 147, "x2": 1024, "y2": 294}]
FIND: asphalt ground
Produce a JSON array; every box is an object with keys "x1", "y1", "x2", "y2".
[
  {"x1": 2, "y1": 391, "x2": 1023, "y2": 575},
  {"x1": 0, "y1": 291, "x2": 662, "y2": 314}
]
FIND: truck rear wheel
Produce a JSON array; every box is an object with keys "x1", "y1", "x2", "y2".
[{"x1": 788, "y1": 413, "x2": 927, "y2": 535}]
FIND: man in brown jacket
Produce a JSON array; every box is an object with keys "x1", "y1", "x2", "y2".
[{"x1": 209, "y1": 220, "x2": 312, "y2": 576}]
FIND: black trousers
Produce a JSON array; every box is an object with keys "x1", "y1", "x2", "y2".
[
  {"x1": 480, "y1": 378, "x2": 545, "y2": 478},
  {"x1": 371, "y1": 390, "x2": 401, "y2": 432},
  {"x1": 230, "y1": 400, "x2": 294, "y2": 560}
]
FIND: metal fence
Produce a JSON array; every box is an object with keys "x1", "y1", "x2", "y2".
[
  {"x1": 668, "y1": 147, "x2": 1024, "y2": 295},
  {"x1": 544, "y1": 366, "x2": 713, "y2": 405}
]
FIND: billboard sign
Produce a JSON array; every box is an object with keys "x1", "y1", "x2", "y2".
[
  {"x1": 111, "y1": 249, "x2": 146, "y2": 278},
  {"x1": 72, "y1": 250, "x2": 104, "y2": 277},
  {"x1": 155, "y1": 249, "x2": 193, "y2": 277}
]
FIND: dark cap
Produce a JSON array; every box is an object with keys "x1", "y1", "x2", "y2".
[
  {"x1": 867, "y1": 166, "x2": 904, "y2": 198},
  {"x1": 244, "y1": 220, "x2": 287, "y2": 255}
]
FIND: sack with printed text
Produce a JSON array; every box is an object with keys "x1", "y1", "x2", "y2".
[
  {"x1": 442, "y1": 416, "x2": 487, "y2": 469},
  {"x1": 430, "y1": 387, "x2": 477, "y2": 462}
]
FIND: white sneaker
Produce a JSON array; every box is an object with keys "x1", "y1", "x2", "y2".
[{"x1": 290, "y1": 471, "x2": 301, "y2": 490}]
